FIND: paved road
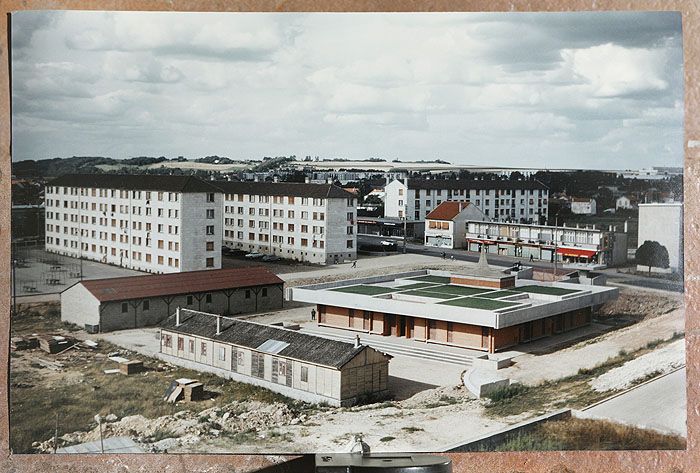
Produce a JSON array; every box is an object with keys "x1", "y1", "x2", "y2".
[{"x1": 582, "y1": 368, "x2": 686, "y2": 437}]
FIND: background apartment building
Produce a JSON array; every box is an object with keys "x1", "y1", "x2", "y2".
[
  {"x1": 384, "y1": 178, "x2": 549, "y2": 223},
  {"x1": 45, "y1": 174, "x2": 223, "y2": 273},
  {"x1": 215, "y1": 181, "x2": 357, "y2": 264}
]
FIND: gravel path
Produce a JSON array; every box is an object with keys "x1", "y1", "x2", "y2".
[
  {"x1": 590, "y1": 339, "x2": 685, "y2": 392},
  {"x1": 502, "y1": 306, "x2": 684, "y2": 386}
]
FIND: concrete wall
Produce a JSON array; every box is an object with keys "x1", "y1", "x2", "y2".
[
  {"x1": 61, "y1": 283, "x2": 101, "y2": 329},
  {"x1": 160, "y1": 328, "x2": 388, "y2": 406},
  {"x1": 180, "y1": 192, "x2": 222, "y2": 272},
  {"x1": 638, "y1": 203, "x2": 683, "y2": 272}
]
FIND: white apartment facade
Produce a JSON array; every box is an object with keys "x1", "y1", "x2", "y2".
[
  {"x1": 216, "y1": 181, "x2": 357, "y2": 264},
  {"x1": 424, "y1": 202, "x2": 488, "y2": 249},
  {"x1": 45, "y1": 174, "x2": 223, "y2": 273},
  {"x1": 385, "y1": 178, "x2": 549, "y2": 224},
  {"x1": 571, "y1": 198, "x2": 597, "y2": 215}
]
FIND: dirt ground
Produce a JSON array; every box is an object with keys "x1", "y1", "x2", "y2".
[{"x1": 9, "y1": 261, "x2": 687, "y2": 454}]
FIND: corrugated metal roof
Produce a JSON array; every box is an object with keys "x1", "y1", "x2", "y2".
[
  {"x1": 426, "y1": 201, "x2": 471, "y2": 221},
  {"x1": 213, "y1": 180, "x2": 355, "y2": 199},
  {"x1": 80, "y1": 267, "x2": 283, "y2": 302},
  {"x1": 48, "y1": 173, "x2": 221, "y2": 193},
  {"x1": 162, "y1": 309, "x2": 388, "y2": 369}
]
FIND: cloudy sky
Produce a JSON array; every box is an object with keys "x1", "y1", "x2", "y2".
[{"x1": 11, "y1": 11, "x2": 683, "y2": 169}]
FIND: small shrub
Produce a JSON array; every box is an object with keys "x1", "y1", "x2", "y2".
[
  {"x1": 645, "y1": 339, "x2": 664, "y2": 350},
  {"x1": 401, "y1": 426, "x2": 424, "y2": 433},
  {"x1": 485, "y1": 384, "x2": 530, "y2": 403},
  {"x1": 380, "y1": 436, "x2": 395, "y2": 442},
  {"x1": 150, "y1": 429, "x2": 176, "y2": 442},
  {"x1": 618, "y1": 349, "x2": 628, "y2": 357}
]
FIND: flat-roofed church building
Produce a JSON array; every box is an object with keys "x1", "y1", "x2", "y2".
[{"x1": 290, "y1": 250, "x2": 618, "y2": 353}]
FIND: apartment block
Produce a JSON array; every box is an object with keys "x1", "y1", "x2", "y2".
[
  {"x1": 45, "y1": 174, "x2": 223, "y2": 273},
  {"x1": 465, "y1": 220, "x2": 628, "y2": 266},
  {"x1": 384, "y1": 178, "x2": 549, "y2": 223},
  {"x1": 215, "y1": 181, "x2": 357, "y2": 264}
]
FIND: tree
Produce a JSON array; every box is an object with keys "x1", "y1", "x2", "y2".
[{"x1": 635, "y1": 240, "x2": 670, "y2": 274}]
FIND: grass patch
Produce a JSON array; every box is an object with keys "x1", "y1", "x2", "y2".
[
  {"x1": 330, "y1": 285, "x2": 399, "y2": 296},
  {"x1": 439, "y1": 297, "x2": 519, "y2": 310},
  {"x1": 490, "y1": 418, "x2": 685, "y2": 451},
  {"x1": 424, "y1": 285, "x2": 492, "y2": 297},
  {"x1": 395, "y1": 282, "x2": 441, "y2": 290},
  {"x1": 400, "y1": 290, "x2": 456, "y2": 299},
  {"x1": 511, "y1": 285, "x2": 581, "y2": 296},
  {"x1": 485, "y1": 384, "x2": 531, "y2": 403},
  {"x1": 476, "y1": 290, "x2": 520, "y2": 299},
  {"x1": 483, "y1": 333, "x2": 683, "y2": 417},
  {"x1": 10, "y1": 329, "x2": 308, "y2": 453}
]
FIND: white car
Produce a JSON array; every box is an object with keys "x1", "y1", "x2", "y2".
[{"x1": 244, "y1": 252, "x2": 265, "y2": 259}]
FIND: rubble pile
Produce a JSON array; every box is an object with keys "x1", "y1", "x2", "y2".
[
  {"x1": 597, "y1": 291, "x2": 680, "y2": 321},
  {"x1": 34, "y1": 400, "x2": 301, "y2": 453}
]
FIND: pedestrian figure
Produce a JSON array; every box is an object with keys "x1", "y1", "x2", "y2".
[
  {"x1": 450, "y1": 255, "x2": 455, "y2": 261},
  {"x1": 311, "y1": 308, "x2": 316, "y2": 321},
  {"x1": 442, "y1": 251, "x2": 446, "y2": 260},
  {"x1": 529, "y1": 254, "x2": 534, "y2": 262},
  {"x1": 352, "y1": 260, "x2": 357, "y2": 268}
]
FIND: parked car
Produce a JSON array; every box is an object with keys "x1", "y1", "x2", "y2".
[
  {"x1": 262, "y1": 254, "x2": 281, "y2": 262},
  {"x1": 244, "y1": 252, "x2": 265, "y2": 259}
]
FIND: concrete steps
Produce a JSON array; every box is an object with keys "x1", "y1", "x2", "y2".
[{"x1": 300, "y1": 328, "x2": 476, "y2": 366}]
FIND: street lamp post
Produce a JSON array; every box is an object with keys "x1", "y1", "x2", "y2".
[{"x1": 12, "y1": 258, "x2": 17, "y2": 316}]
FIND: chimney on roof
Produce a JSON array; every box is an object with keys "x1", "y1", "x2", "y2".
[
  {"x1": 176, "y1": 306, "x2": 181, "y2": 327},
  {"x1": 354, "y1": 334, "x2": 361, "y2": 348},
  {"x1": 216, "y1": 315, "x2": 221, "y2": 335}
]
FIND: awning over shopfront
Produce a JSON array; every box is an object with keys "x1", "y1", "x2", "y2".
[
  {"x1": 467, "y1": 238, "x2": 496, "y2": 245},
  {"x1": 556, "y1": 247, "x2": 597, "y2": 258}
]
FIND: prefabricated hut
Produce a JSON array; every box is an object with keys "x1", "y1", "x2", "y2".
[
  {"x1": 160, "y1": 309, "x2": 391, "y2": 406},
  {"x1": 61, "y1": 267, "x2": 284, "y2": 333}
]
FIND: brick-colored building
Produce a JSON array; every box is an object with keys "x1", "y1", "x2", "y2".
[
  {"x1": 61, "y1": 267, "x2": 283, "y2": 332},
  {"x1": 290, "y1": 251, "x2": 617, "y2": 353}
]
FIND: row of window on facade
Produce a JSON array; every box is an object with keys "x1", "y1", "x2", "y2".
[
  {"x1": 398, "y1": 188, "x2": 547, "y2": 197},
  {"x1": 223, "y1": 231, "x2": 353, "y2": 249},
  {"x1": 44, "y1": 239, "x2": 218, "y2": 268},
  {"x1": 162, "y1": 334, "x2": 310, "y2": 382},
  {"x1": 47, "y1": 187, "x2": 216, "y2": 203},
  {"x1": 124, "y1": 288, "x2": 269, "y2": 314},
  {"x1": 224, "y1": 194, "x2": 353, "y2": 208},
  {"x1": 223, "y1": 206, "x2": 330, "y2": 220}
]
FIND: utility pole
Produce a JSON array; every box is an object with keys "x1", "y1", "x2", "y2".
[
  {"x1": 402, "y1": 217, "x2": 407, "y2": 254},
  {"x1": 552, "y1": 214, "x2": 559, "y2": 280},
  {"x1": 53, "y1": 413, "x2": 59, "y2": 454}
]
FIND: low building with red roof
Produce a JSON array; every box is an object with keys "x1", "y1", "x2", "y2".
[
  {"x1": 424, "y1": 201, "x2": 488, "y2": 249},
  {"x1": 60, "y1": 267, "x2": 284, "y2": 332}
]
